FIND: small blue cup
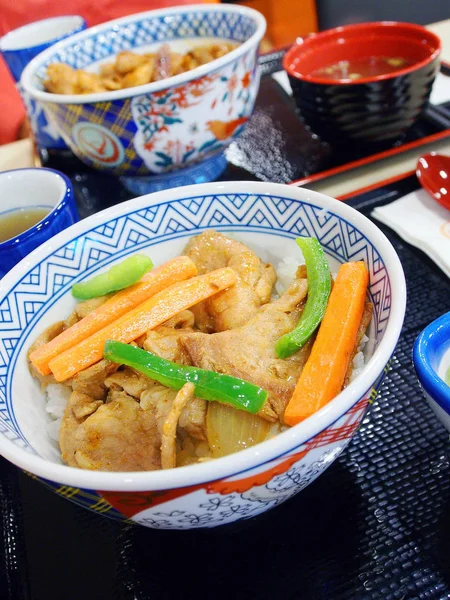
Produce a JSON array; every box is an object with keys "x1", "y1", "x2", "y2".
[
  {"x1": 413, "y1": 311, "x2": 450, "y2": 432},
  {"x1": 0, "y1": 16, "x2": 86, "y2": 150},
  {"x1": 0, "y1": 168, "x2": 79, "y2": 277}
]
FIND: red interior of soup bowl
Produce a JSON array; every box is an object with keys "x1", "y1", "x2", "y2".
[{"x1": 283, "y1": 22, "x2": 441, "y2": 85}]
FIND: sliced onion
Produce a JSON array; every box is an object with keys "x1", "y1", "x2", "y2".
[{"x1": 206, "y1": 402, "x2": 272, "y2": 458}]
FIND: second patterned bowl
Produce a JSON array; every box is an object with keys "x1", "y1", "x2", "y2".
[{"x1": 21, "y1": 4, "x2": 266, "y2": 195}]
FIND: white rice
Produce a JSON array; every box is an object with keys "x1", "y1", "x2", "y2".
[
  {"x1": 275, "y1": 255, "x2": 305, "y2": 296},
  {"x1": 42, "y1": 256, "x2": 370, "y2": 441},
  {"x1": 46, "y1": 418, "x2": 63, "y2": 443},
  {"x1": 350, "y1": 334, "x2": 369, "y2": 382},
  {"x1": 44, "y1": 383, "x2": 71, "y2": 442}
]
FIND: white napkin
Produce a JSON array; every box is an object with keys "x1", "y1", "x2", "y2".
[
  {"x1": 430, "y1": 71, "x2": 450, "y2": 105},
  {"x1": 372, "y1": 188, "x2": 450, "y2": 277},
  {"x1": 272, "y1": 70, "x2": 291, "y2": 94}
]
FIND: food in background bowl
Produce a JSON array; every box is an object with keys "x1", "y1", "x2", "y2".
[
  {"x1": 283, "y1": 22, "x2": 441, "y2": 146},
  {"x1": 28, "y1": 232, "x2": 372, "y2": 472},
  {"x1": 21, "y1": 5, "x2": 266, "y2": 195},
  {"x1": 0, "y1": 181, "x2": 406, "y2": 529},
  {"x1": 310, "y1": 56, "x2": 412, "y2": 81},
  {"x1": 44, "y1": 42, "x2": 238, "y2": 94}
]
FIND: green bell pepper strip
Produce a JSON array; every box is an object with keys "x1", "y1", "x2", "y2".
[
  {"x1": 103, "y1": 340, "x2": 268, "y2": 414},
  {"x1": 275, "y1": 237, "x2": 331, "y2": 359},
  {"x1": 72, "y1": 254, "x2": 153, "y2": 300}
]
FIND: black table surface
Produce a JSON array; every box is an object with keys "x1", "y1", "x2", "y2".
[{"x1": 2, "y1": 54, "x2": 450, "y2": 600}]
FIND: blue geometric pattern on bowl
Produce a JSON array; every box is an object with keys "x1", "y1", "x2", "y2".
[
  {"x1": 27, "y1": 7, "x2": 262, "y2": 189},
  {"x1": 0, "y1": 192, "x2": 390, "y2": 452}
]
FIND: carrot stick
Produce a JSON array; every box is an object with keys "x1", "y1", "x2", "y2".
[
  {"x1": 284, "y1": 261, "x2": 369, "y2": 426},
  {"x1": 30, "y1": 256, "x2": 197, "y2": 376},
  {"x1": 48, "y1": 267, "x2": 237, "y2": 382}
]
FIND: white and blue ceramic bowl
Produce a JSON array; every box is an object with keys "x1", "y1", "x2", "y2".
[
  {"x1": 0, "y1": 16, "x2": 86, "y2": 150},
  {"x1": 0, "y1": 181, "x2": 406, "y2": 529},
  {"x1": 414, "y1": 312, "x2": 450, "y2": 431},
  {"x1": 21, "y1": 5, "x2": 266, "y2": 195}
]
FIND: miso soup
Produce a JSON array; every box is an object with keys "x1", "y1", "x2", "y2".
[
  {"x1": 310, "y1": 56, "x2": 412, "y2": 81},
  {"x1": 0, "y1": 207, "x2": 49, "y2": 243}
]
